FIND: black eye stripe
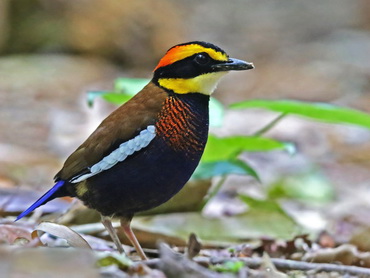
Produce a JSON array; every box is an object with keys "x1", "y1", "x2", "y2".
[{"x1": 154, "y1": 53, "x2": 219, "y2": 80}]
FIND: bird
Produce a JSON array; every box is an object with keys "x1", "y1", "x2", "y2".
[{"x1": 16, "y1": 41, "x2": 254, "y2": 260}]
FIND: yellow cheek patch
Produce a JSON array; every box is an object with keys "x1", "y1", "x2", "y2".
[
  {"x1": 76, "y1": 181, "x2": 88, "y2": 197},
  {"x1": 154, "y1": 44, "x2": 228, "y2": 71},
  {"x1": 158, "y1": 72, "x2": 227, "y2": 95}
]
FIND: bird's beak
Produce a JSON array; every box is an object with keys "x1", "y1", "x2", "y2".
[{"x1": 212, "y1": 58, "x2": 254, "y2": 71}]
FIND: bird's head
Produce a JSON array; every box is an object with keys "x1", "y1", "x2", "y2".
[{"x1": 153, "y1": 41, "x2": 254, "y2": 95}]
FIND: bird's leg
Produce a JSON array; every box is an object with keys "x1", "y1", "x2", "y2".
[
  {"x1": 120, "y1": 216, "x2": 148, "y2": 260},
  {"x1": 101, "y1": 215, "x2": 125, "y2": 253}
]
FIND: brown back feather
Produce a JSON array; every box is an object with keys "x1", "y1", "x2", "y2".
[{"x1": 55, "y1": 82, "x2": 168, "y2": 181}]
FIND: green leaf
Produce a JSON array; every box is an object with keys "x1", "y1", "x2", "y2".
[
  {"x1": 114, "y1": 78, "x2": 149, "y2": 95},
  {"x1": 193, "y1": 159, "x2": 260, "y2": 181},
  {"x1": 87, "y1": 91, "x2": 132, "y2": 107},
  {"x1": 101, "y1": 93, "x2": 132, "y2": 105},
  {"x1": 209, "y1": 97, "x2": 224, "y2": 127},
  {"x1": 87, "y1": 78, "x2": 149, "y2": 107},
  {"x1": 202, "y1": 135, "x2": 295, "y2": 162},
  {"x1": 267, "y1": 172, "x2": 335, "y2": 203},
  {"x1": 211, "y1": 261, "x2": 245, "y2": 273},
  {"x1": 239, "y1": 194, "x2": 287, "y2": 214},
  {"x1": 132, "y1": 210, "x2": 302, "y2": 244},
  {"x1": 231, "y1": 99, "x2": 370, "y2": 129},
  {"x1": 96, "y1": 252, "x2": 132, "y2": 269},
  {"x1": 86, "y1": 91, "x2": 109, "y2": 107}
]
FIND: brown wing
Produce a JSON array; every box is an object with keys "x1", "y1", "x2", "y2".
[{"x1": 55, "y1": 82, "x2": 168, "y2": 181}]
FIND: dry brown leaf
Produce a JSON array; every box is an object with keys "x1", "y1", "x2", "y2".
[
  {"x1": 186, "y1": 233, "x2": 202, "y2": 259},
  {"x1": 0, "y1": 224, "x2": 32, "y2": 244},
  {"x1": 349, "y1": 226, "x2": 370, "y2": 252},
  {"x1": 302, "y1": 243, "x2": 370, "y2": 267},
  {"x1": 35, "y1": 222, "x2": 91, "y2": 249},
  {"x1": 258, "y1": 252, "x2": 288, "y2": 278}
]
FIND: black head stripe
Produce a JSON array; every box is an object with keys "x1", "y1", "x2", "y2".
[{"x1": 154, "y1": 52, "x2": 225, "y2": 80}]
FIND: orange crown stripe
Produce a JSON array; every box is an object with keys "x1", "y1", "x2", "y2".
[{"x1": 154, "y1": 44, "x2": 228, "y2": 71}]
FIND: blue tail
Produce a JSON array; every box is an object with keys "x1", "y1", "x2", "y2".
[{"x1": 15, "y1": 180, "x2": 66, "y2": 221}]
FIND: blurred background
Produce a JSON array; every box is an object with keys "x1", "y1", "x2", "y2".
[{"x1": 1, "y1": 0, "x2": 370, "y2": 242}]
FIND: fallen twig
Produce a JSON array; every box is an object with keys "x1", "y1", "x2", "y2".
[{"x1": 144, "y1": 256, "x2": 370, "y2": 276}]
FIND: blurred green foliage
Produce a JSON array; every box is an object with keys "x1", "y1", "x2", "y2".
[
  {"x1": 231, "y1": 99, "x2": 370, "y2": 128},
  {"x1": 267, "y1": 171, "x2": 335, "y2": 204}
]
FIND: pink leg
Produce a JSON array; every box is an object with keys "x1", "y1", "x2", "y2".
[
  {"x1": 120, "y1": 217, "x2": 147, "y2": 260},
  {"x1": 101, "y1": 215, "x2": 124, "y2": 253}
]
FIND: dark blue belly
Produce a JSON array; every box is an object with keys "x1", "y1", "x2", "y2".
[{"x1": 81, "y1": 135, "x2": 204, "y2": 216}]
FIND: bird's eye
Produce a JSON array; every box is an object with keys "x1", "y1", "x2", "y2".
[{"x1": 194, "y1": 54, "x2": 209, "y2": 65}]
